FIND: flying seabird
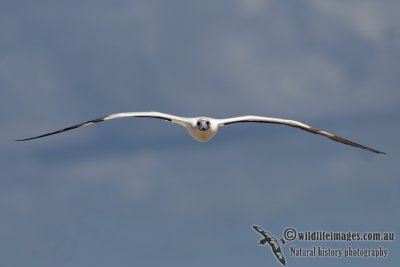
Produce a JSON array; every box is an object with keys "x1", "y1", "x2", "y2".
[
  {"x1": 15, "y1": 111, "x2": 385, "y2": 154},
  {"x1": 253, "y1": 225, "x2": 286, "y2": 265}
]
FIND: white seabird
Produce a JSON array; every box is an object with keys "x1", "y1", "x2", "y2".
[{"x1": 15, "y1": 111, "x2": 385, "y2": 154}]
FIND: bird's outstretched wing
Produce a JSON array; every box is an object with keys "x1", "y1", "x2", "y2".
[
  {"x1": 253, "y1": 225, "x2": 269, "y2": 238},
  {"x1": 252, "y1": 225, "x2": 286, "y2": 265},
  {"x1": 15, "y1": 112, "x2": 190, "y2": 141},
  {"x1": 219, "y1": 116, "x2": 385, "y2": 154}
]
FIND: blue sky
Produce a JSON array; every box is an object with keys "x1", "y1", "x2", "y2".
[{"x1": 1, "y1": 1, "x2": 399, "y2": 266}]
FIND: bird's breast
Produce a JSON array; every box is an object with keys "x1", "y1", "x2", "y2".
[{"x1": 186, "y1": 127, "x2": 217, "y2": 142}]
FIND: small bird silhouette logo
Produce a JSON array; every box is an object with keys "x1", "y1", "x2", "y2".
[{"x1": 253, "y1": 225, "x2": 286, "y2": 265}]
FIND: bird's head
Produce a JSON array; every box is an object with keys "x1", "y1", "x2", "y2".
[
  {"x1": 196, "y1": 119, "x2": 210, "y2": 131},
  {"x1": 187, "y1": 118, "x2": 217, "y2": 142}
]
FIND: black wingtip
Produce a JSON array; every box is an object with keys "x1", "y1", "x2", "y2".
[
  {"x1": 370, "y1": 149, "x2": 386, "y2": 155},
  {"x1": 14, "y1": 137, "x2": 38, "y2": 141}
]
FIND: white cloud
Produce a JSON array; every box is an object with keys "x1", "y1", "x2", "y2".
[
  {"x1": 237, "y1": 0, "x2": 272, "y2": 15},
  {"x1": 309, "y1": 0, "x2": 400, "y2": 43}
]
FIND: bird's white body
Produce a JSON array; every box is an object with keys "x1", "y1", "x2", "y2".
[
  {"x1": 15, "y1": 111, "x2": 385, "y2": 154},
  {"x1": 185, "y1": 117, "x2": 219, "y2": 142}
]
